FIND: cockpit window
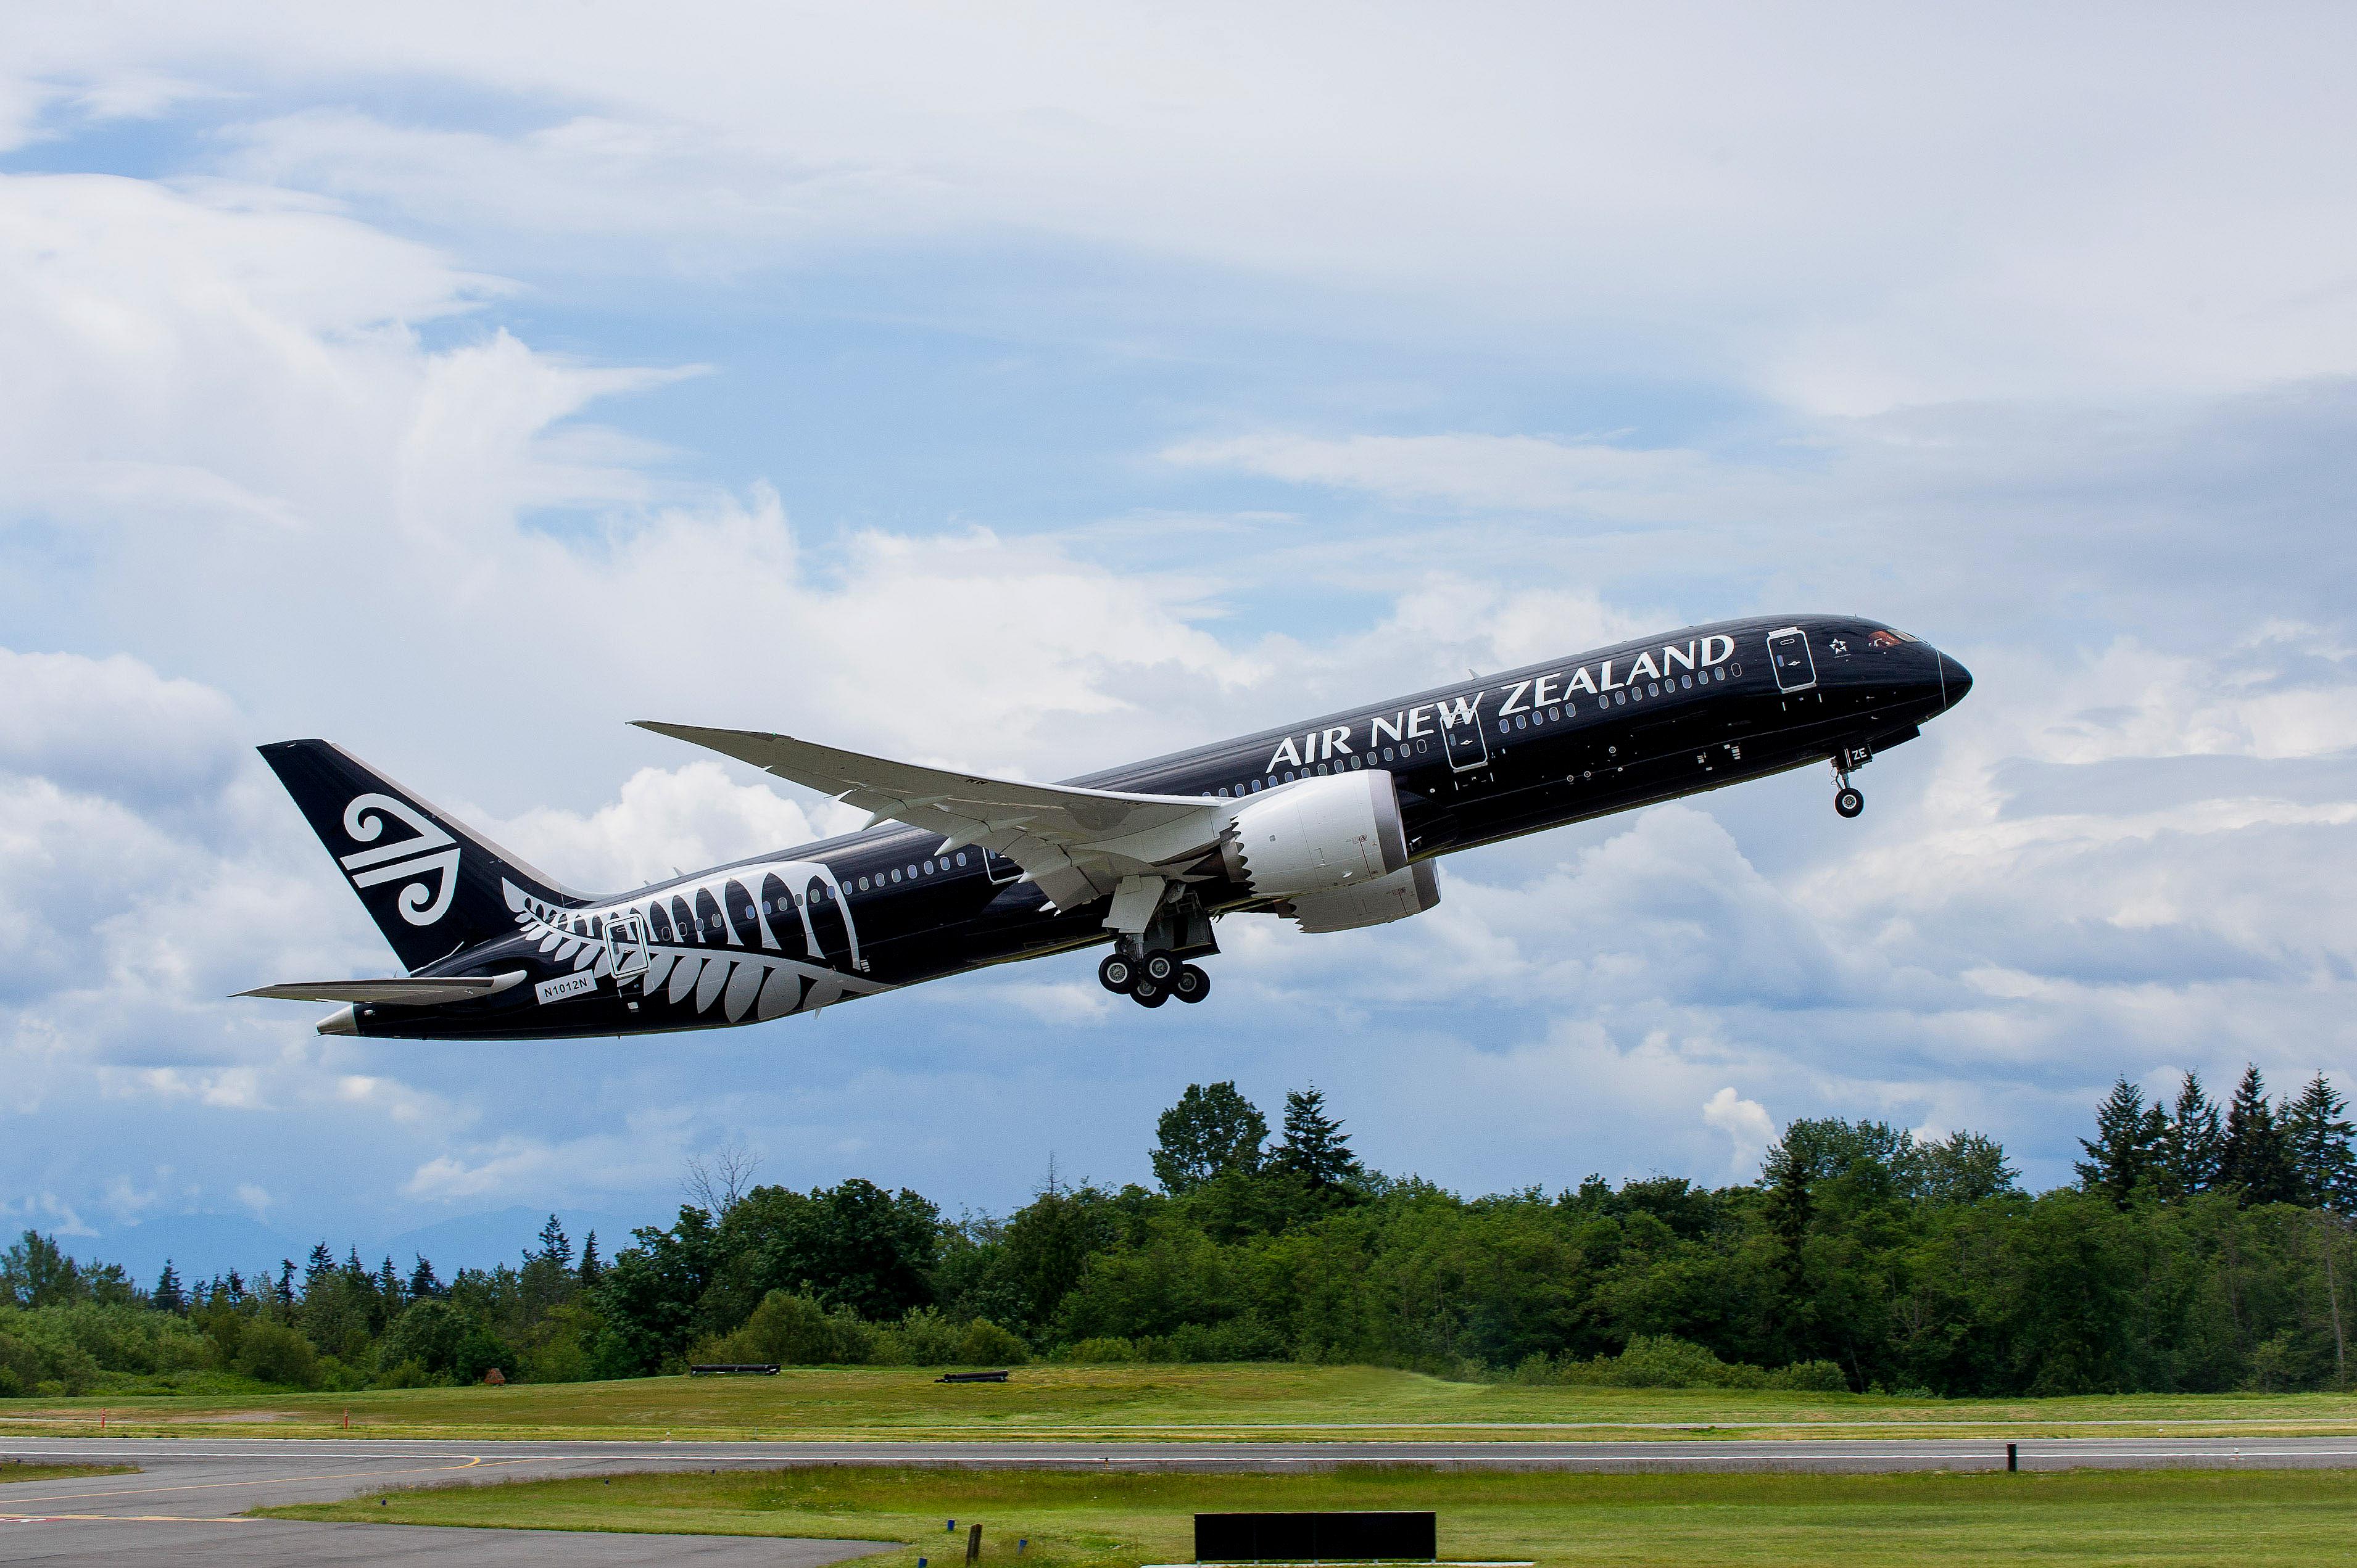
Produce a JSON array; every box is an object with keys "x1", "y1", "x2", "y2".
[{"x1": 1867, "y1": 628, "x2": 1918, "y2": 649}]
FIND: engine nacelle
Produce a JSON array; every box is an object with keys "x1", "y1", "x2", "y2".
[
  {"x1": 1222, "y1": 769, "x2": 1409, "y2": 900},
  {"x1": 1288, "y1": 860, "x2": 1441, "y2": 933}
]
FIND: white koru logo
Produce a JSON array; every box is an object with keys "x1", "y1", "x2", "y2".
[
  {"x1": 339, "y1": 793, "x2": 460, "y2": 926},
  {"x1": 1829, "y1": 638, "x2": 1849, "y2": 654}
]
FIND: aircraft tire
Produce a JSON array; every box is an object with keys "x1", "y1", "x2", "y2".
[
  {"x1": 1835, "y1": 787, "x2": 1865, "y2": 819},
  {"x1": 1174, "y1": 963, "x2": 1210, "y2": 1004},
  {"x1": 1132, "y1": 980, "x2": 1169, "y2": 1008},
  {"x1": 1141, "y1": 948, "x2": 1178, "y2": 984},
  {"x1": 1099, "y1": 953, "x2": 1137, "y2": 993}
]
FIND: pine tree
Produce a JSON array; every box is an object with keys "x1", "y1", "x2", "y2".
[
  {"x1": 406, "y1": 1255, "x2": 442, "y2": 1299},
  {"x1": 152, "y1": 1260, "x2": 186, "y2": 1314},
  {"x1": 578, "y1": 1231, "x2": 603, "y2": 1290},
  {"x1": 2222, "y1": 1065, "x2": 2299, "y2": 1205},
  {"x1": 2286, "y1": 1073, "x2": 2357, "y2": 1211},
  {"x1": 2074, "y1": 1076, "x2": 2160, "y2": 1205},
  {"x1": 535, "y1": 1214, "x2": 573, "y2": 1271},
  {"x1": 1151, "y1": 1081, "x2": 1270, "y2": 1193},
  {"x1": 1270, "y1": 1085, "x2": 1364, "y2": 1190},
  {"x1": 2160, "y1": 1071, "x2": 2226, "y2": 1199},
  {"x1": 376, "y1": 1255, "x2": 403, "y2": 1310}
]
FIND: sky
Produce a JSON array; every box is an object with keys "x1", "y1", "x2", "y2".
[{"x1": 4, "y1": 2, "x2": 2355, "y2": 1277}]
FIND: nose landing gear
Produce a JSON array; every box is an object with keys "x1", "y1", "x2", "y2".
[{"x1": 1831, "y1": 744, "x2": 1869, "y2": 818}]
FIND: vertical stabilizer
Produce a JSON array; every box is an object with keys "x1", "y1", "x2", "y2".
[{"x1": 257, "y1": 740, "x2": 585, "y2": 972}]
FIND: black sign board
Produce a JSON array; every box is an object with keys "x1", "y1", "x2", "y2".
[{"x1": 1195, "y1": 1511, "x2": 1437, "y2": 1562}]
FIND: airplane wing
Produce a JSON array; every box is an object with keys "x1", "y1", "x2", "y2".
[
  {"x1": 634, "y1": 722, "x2": 1227, "y2": 913},
  {"x1": 236, "y1": 973, "x2": 525, "y2": 1005}
]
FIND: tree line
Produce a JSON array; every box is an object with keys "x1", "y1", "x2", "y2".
[{"x1": 6, "y1": 1067, "x2": 2357, "y2": 1399}]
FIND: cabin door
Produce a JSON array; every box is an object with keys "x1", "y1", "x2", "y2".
[
  {"x1": 1440, "y1": 696, "x2": 1490, "y2": 773},
  {"x1": 1767, "y1": 627, "x2": 1818, "y2": 693},
  {"x1": 603, "y1": 912, "x2": 650, "y2": 988}
]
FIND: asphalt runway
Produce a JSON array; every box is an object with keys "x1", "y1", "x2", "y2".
[{"x1": 10, "y1": 1434, "x2": 2357, "y2": 1564}]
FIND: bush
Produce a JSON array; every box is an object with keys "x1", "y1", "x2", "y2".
[
  {"x1": 872, "y1": 1307, "x2": 965, "y2": 1366},
  {"x1": 373, "y1": 1359, "x2": 442, "y2": 1389},
  {"x1": 233, "y1": 1321, "x2": 322, "y2": 1389},
  {"x1": 1059, "y1": 1335, "x2": 1145, "y2": 1364},
  {"x1": 955, "y1": 1318, "x2": 1029, "y2": 1366},
  {"x1": 698, "y1": 1291, "x2": 876, "y2": 1366},
  {"x1": 1536, "y1": 1335, "x2": 1849, "y2": 1392}
]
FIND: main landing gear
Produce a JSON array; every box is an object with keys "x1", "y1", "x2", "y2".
[{"x1": 1098, "y1": 949, "x2": 1212, "y2": 1008}]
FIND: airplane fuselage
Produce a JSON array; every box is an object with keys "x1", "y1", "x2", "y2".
[{"x1": 297, "y1": 614, "x2": 1970, "y2": 1039}]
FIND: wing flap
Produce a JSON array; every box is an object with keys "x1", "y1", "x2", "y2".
[{"x1": 634, "y1": 722, "x2": 1228, "y2": 907}]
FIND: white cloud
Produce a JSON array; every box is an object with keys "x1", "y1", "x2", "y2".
[{"x1": 1702, "y1": 1087, "x2": 1776, "y2": 1178}]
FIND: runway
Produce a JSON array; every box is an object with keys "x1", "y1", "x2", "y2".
[{"x1": 9, "y1": 1433, "x2": 2357, "y2": 1564}]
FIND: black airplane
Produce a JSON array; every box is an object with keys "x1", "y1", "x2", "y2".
[{"x1": 242, "y1": 615, "x2": 1969, "y2": 1038}]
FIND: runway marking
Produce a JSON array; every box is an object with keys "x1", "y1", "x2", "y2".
[
  {"x1": 0, "y1": 1454, "x2": 492, "y2": 1506},
  {"x1": 1, "y1": 1514, "x2": 249, "y2": 1524}
]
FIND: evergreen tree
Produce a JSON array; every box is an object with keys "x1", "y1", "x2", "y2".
[
  {"x1": 2160, "y1": 1071, "x2": 2225, "y2": 1199},
  {"x1": 151, "y1": 1260, "x2": 186, "y2": 1314},
  {"x1": 376, "y1": 1256, "x2": 404, "y2": 1311},
  {"x1": 225, "y1": 1268, "x2": 246, "y2": 1303},
  {"x1": 1270, "y1": 1086, "x2": 1363, "y2": 1190},
  {"x1": 578, "y1": 1231, "x2": 603, "y2": 1289},
  {"x1": 535, "y1": 1213, "x2": 574, "y2": 1270},
  {"x1": 2222, "y1": 1065, "x2": 2298, "y2": 1205},
  {"x1": 1151, "y1": 1081, "x2": 1270, "y2": 1193},
  {"x1": 407, "y1": 1255, "x2": 442, "y2": 1299},
  {"x1": 278, "y1": 1259, "x2": 297, "y2": 1302},
  {"x1": 303, "y1": 1242, "x2": 336, "y2": 1297},
  {"x1": 2074, "y1": 1076, "x2": 2160, "y2": 1205},
  {"x1": 2285, "y1": 1073, "x2": 2357, "y2": 1211}
]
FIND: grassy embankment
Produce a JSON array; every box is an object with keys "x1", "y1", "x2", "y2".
[
  {"x1": 0, "y1": 1461, "x2": 138, "y2": 1483},
  {"x1": 263, "y1": 1463, "x2": 2357, "y2": 1566},
  {"x1": 10, "y1": 1364, "x2": 2357, "y2": 1441}
]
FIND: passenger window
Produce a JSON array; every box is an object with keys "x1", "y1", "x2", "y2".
[
  {"x1": 1516, "y1": 714, "x2": 1528, "y2": 730},
  {"x1": 890, "y1": 869, "x2": 901, "y2": 884},
  {"x1": 922, "y1": 861, "x2": 934, "y2": 875},
  {"x1": 1417, "y1": 739, "x2": 1429, "y2": 753},
  {"x1": 1548, "y1": 705, "x2": 1562, "y2": 720},
  {"x1": 1381, "y1": 746, "x2": 1394, "y2": 762},
  {"x1": 955, "y1": 851, "x2": 968, "y2": 866},
  {"x1": 1217, "y1": 786, "x2": 1230, "y2": 797},
  {"x1": 857, "y1": 877, "x2": 869, "y2": 891}
]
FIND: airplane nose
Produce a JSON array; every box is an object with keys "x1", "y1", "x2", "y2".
[{"x1": 1937, "y1": 651, "x2": 1973, "y2": 711}]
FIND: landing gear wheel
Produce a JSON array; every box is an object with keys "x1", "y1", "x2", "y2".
[
  {"x1": 1835, "y1": 787, "x2": 1865, "y2": 819},
  {"x1": 1098, "y1": 953, "x2": 1137, "y2": 994},
  {"x1": 1131, "y1": 979, "x2": 1169, "y2": 1008},
  {"x1": 1173, "y1": 963, "x2": 1211, "y2": 1004},
  {"x1": 1141, "y1": 948, "x2": 1178, "y2": 984}
]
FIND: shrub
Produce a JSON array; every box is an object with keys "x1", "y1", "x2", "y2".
[
  {"x1": 698, "y1": 1291, "x2": 876, "y2": 1366},
  {"x1": 233, "y1": 1321, "x2": 322, "y2": 1389},
  {"x1": 373, "y1": 1359, "x2": 441, "y2": 1389},
  {"x1": 955, "y1": 1318, "x2": 1029, "y2": 1367},
  {"x1": 1059, "y1": 1335, "x2": 1145, "y2": 1364}
]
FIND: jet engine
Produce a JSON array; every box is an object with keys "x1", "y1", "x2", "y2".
[
  {"x1": 1288, "y1": 860, "x2": 1441, "y2": 932},
  {"x1": 1222, "y1": 769, "x2": 1409, "y2": 900}
]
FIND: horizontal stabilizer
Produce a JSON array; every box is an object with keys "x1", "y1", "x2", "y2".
[{"x1": 236, "y1": 973, "x2": 525, "y2": 1007}]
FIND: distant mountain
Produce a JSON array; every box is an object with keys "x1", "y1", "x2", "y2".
[
  {"x1": 62, "y1": 1213, "x2": 297, "y2": 1284},
  {"x1": 59, "y1": 1204, "x2": 667, "y2": 1286}
]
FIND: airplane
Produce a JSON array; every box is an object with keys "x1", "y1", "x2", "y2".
[{"x1": 242, "y1": 614, "x2": 1970, "y2": 1038}]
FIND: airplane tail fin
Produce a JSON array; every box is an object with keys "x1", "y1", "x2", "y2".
[{"x1": 257, "y1": 740, "x2": 586, "y2": 973}]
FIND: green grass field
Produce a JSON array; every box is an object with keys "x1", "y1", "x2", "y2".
[
  {"x1": 262, "y1": 1463, "x2": 2357, "y2": 1566},
  {"x1": 12, "y1": 1364, "x2": 2357, "y2": 1442},
  {"x1": 7, "y1": 1364, "x2": 2357, "y2": 1442}
]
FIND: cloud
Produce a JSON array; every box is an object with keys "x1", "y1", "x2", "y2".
[{"x1": 1703, "y1": 1087, "x2": 1776, "y2": 1178}]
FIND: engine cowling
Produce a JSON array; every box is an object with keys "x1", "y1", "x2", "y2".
[
  {"x1": 1221, "y1": 769, "x2": 1409, "y2": 900},
  {"x1": 1288, "y1": 860, "x2": 1441, "y2": 932}
]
